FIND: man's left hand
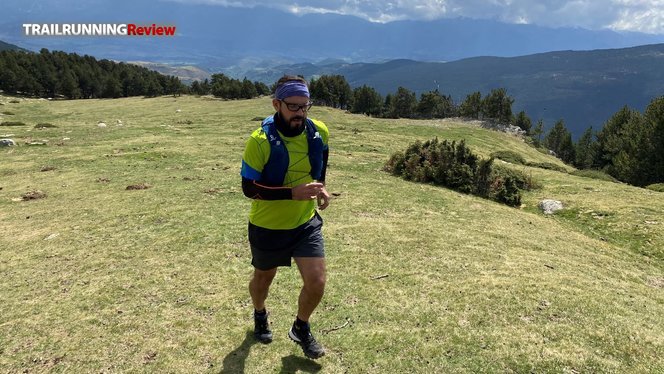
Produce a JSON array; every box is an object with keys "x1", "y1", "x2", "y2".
[{"x1": 317, "y1": 186, "x2": 330, "y2": 210}]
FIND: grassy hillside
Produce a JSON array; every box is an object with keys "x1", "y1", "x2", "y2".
[{"x1": 1, "y1": 95, "x2": 662, "y2": 373}]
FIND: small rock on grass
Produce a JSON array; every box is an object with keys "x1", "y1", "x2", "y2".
[
  {"x1": 44, "y1": 233, "x2": 60, "y2": 241},
  {"x1": 538, "y1": 199, "x2": 563, "y2": 214}
]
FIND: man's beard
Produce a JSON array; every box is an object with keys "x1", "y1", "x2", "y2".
[{"x1": 289, "y1": 115, "x2": 305, "y2": 127}]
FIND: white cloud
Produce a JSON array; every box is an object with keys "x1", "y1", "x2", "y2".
[
  {"x1": 166, "y1": 0, "x2": 664, "y2": 34},
  {"x1": 608, "y1": 1, "x2": 664, "y2": 33}
]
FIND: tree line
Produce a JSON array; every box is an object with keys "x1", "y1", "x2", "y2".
[
  {"x1": 189, "y1": 74, "x2": 270, "y2": 99},
  {"x1": 308, "y1": 75, "x2": 515, "y2": 124},
  {"x1": 0, "y1": 49, "x2": 269, "y2": 101},
  {"x1": 0, "y1": 49, "x2": 186, "y2": 98},
  {"x1": 542, "y1": 98, "x2": 664, "y2": 187}
]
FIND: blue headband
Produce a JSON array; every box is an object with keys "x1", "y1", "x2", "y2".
[{"x1": 275, "y1": 81, "x2": 310, "y2": 100}]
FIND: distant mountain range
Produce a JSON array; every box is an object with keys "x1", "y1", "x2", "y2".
[
  {"x1": 126, "y1": 61, "x2": 210, "y2": 85},
  {"x1": 0, "y1": 40, "x2": 25, "y2": 52},
  {"x1": 244, "y1": 44, "x2": 664, "y2": 138},
  {"x1": 2, "y1": 0, "x2": 663, "y2": 71},
  {"x1": 3, "y1": 1, "x2": 663, "y2": 137}
]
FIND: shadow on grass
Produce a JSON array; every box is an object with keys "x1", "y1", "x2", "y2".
[
  {"x1": 220, "y1": 331, "x2": 258, "y2": 374},
  {"x1": 219, "y1": 331, "x2": 322, "y2": 374},
  {"x1": 278, "y1": 354, "x2": 322, "y2": 374}
]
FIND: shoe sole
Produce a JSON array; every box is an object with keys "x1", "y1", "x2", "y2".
[
  {"x1": 288, "y1": 328, "x2": 325, "y2": 359},
  {"x1": 255, "y1": 334, "x2": 273, "y2": 344}
]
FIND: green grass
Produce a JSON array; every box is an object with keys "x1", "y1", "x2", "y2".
[{"x1": 1, "y1": 95, "x2": 662, "y2": 373}]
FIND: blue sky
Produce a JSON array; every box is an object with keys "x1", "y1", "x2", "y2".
[{"x1": 167, "y1": 0, "x2": 664, "y2": 34}]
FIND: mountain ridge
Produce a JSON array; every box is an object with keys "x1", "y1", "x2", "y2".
[
  {"x1": 2, "y1": 2, "x2": 663, "y2": 69},
  {"x1": 242, "y1": 43, "x2": 664, "y2": 137}
]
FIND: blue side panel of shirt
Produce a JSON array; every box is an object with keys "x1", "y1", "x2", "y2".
[{"x1": 241, "y1": 160, "x2": 262, "y2": 181}]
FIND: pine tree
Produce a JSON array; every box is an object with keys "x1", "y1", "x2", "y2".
[
  {"x1": 459, "y1": 91, "x2": 482, "y2": 119},
  {"x1": 102, "y1": 76, "x2": 123, "y2": 98},
  {"x1": 544, "y1": 119, "x2": 576, "y2": 164},
  {"x1": 645, "y1": 96, "x2": 664, "y2": 184},
  {"x1": 594, "y1": 106, "x2": 639, "y2": 169},
  {"x1": 574, "y1": 126, "x2": 596, "y2": 169},
  {"x1": 60, "y1": 69, "x2": 81, "y2": 99},
  {"x1": 416, "y1": 90, "x2": 454, "y2": 119},
  {"x1": 514, "y1": 111, "x2": 532, "y2": 134},
  {"x1": 481, "y1": 88, "x2": 514, "y2": 124},
  {"x1": 351, "y1": 85, "x2": 383, "y2": 116},
  {"x1": 240, "y1": 78, "x2": 257, "y2": 99},
  {"x1": 391, "y1": 86, "x2": 417, "y2": 118},
  {"x1": 254, "y1": 81, "x2": 270, "y2": 96}
]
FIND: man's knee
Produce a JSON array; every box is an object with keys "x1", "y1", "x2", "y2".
[
  {"x1": 252, "y1": 268, "x2": 277, "y2": 287},
  {"x1": 304, "y1": 272, "x2": 326, "y2": 294}
]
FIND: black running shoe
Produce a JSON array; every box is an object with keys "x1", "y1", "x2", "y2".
[
  {"x1": 253, "y1": 311, "x2": 272, "y2": 344},
  {"x1": 288, "y1": 324, "x2": 325, "y2": 359}
]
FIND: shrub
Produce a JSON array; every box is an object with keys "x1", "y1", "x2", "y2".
[
  {"x1": 385, "y1": 137, "x2": 537, "y2": 207},
  {"x1": 526, "y1": 161, "x2": 568, "y2": 172},
  {"x1": 35, "y1": 123, "x2": 57, "y2": 129},
  {"x1": 492, "y1": 163, "x2": 541, "y2": 191},
  {"x1": 570, "y1": 169, "x2": 620, "y2": 183},
  {"x1": 645, "y1": 183, "x2": 664, "y2": 192},
  {"x1": 491, "y1": 150, "x2": 526, "y2": 165},
  {"x1": 0, "y1": 121, "x2": 27, "y2": 126}
]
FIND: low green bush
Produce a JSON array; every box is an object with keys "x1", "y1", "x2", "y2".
[
  {"x1": 493, "y1": 163, "x2": 541, "y2": 191},
  {"x1": 570, "y1": 169, "x2": 620, "y2": 183},
  {"x1": 646, "y1": 183, "x2": 664, "y2": 192},
  {"x1": 491, "y1": 150, "x2": 526, "y2": 165},
  {"x1": 526, "y1": 161, "x2": 568, "y2": 172},
  {"x1": 385, "y1": 138, "x2": 538, "y2": 207}
]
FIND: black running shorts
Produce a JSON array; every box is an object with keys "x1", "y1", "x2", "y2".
[{"x1": 248, "y1": 212, "x2": 325, "y2": 270}]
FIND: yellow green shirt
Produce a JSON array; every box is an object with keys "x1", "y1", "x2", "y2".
[{"x1": 241, "y1": 118, "x2": 329, "y2": 230}]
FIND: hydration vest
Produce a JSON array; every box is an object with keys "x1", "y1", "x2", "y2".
[{"x1": 259, "y1": 115, "x2": 324, "y2": 186}]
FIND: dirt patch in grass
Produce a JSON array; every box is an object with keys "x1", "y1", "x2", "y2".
[
  {"x1": 21, "y1": 190, "x2": 47, "y2": 201},
  {"x1": 126, "y1": 183, "x2": 151, "y2": 190},
  {"x1": 183, "y1": 176, "x2": 205, "y2": 181},
  {"x1": 35, "y1": 123, "x2": 58, "y2": 129},
  {"x1": 1, "y1": 121, "x2": 26, "y2": 126}
]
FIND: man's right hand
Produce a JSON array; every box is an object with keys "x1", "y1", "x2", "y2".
[{"x1": 291, "y1": 182, "x2": 324, "y2": 200}]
